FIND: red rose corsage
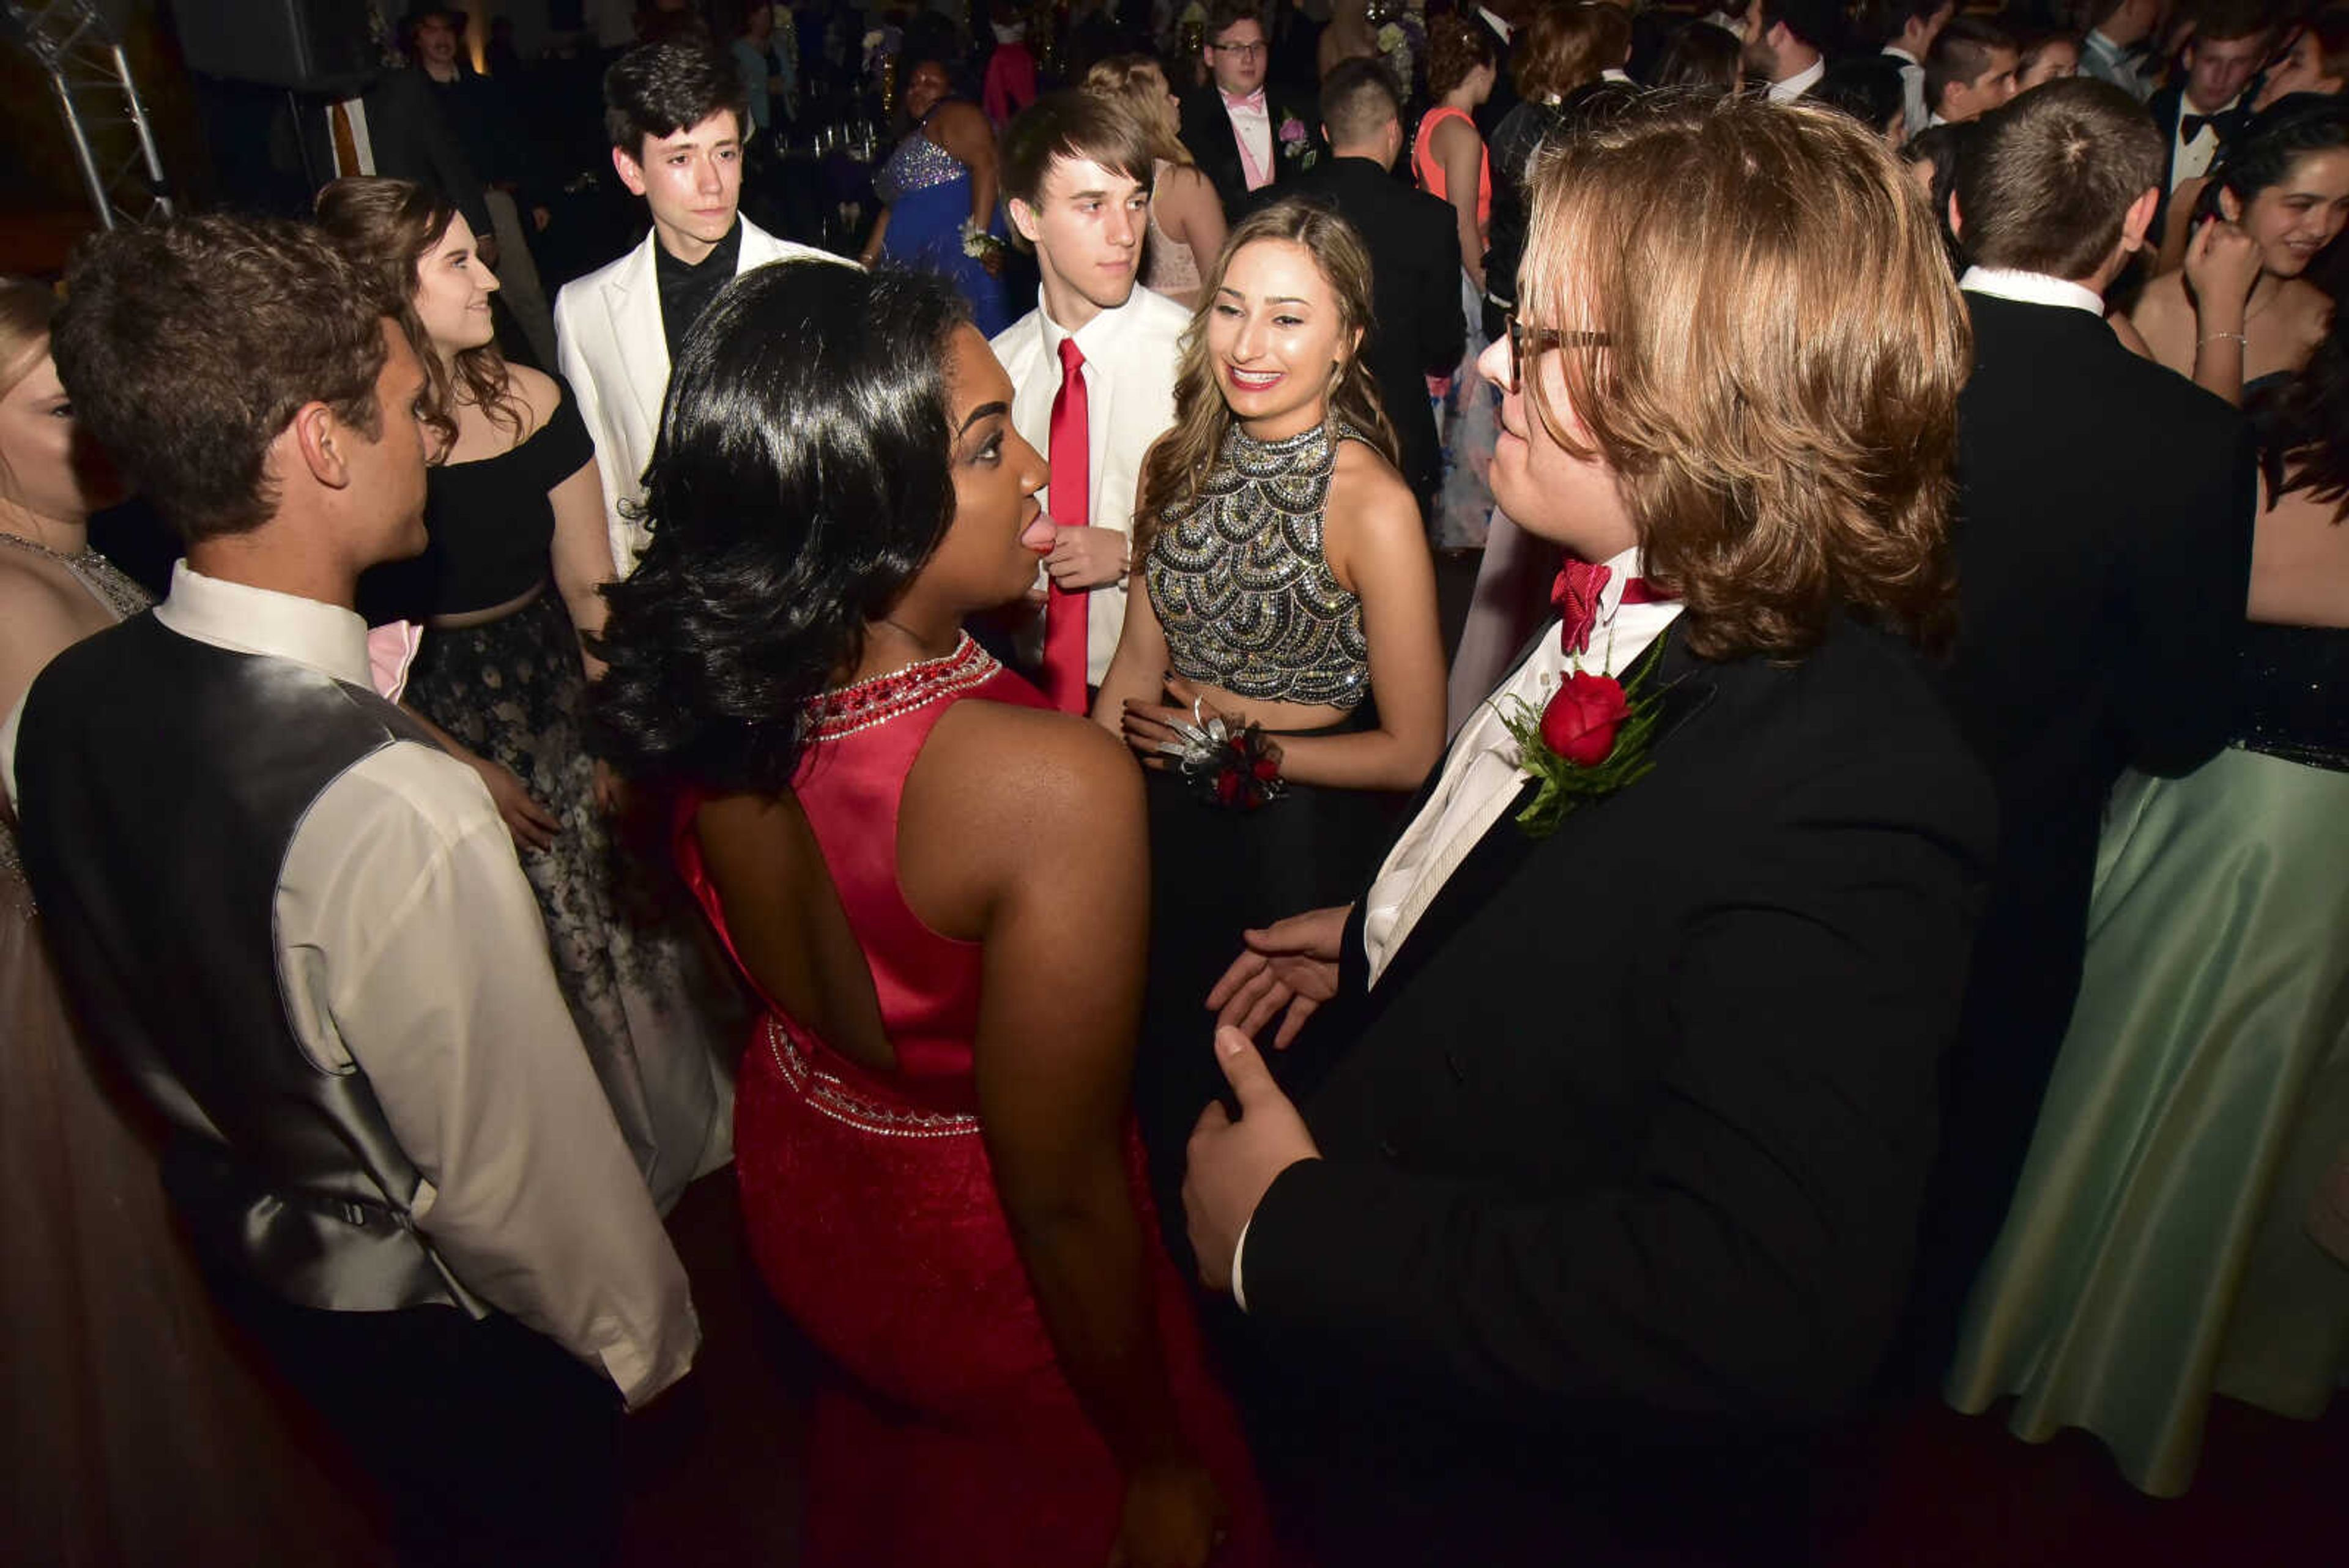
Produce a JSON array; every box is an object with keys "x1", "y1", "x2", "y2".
[
  {"x1": 1496, "y1": 640, "x2": 1666, "y2": 838},
  {"x1": 1165, "y1": 703, "x2": 1287, "y2": 811}
]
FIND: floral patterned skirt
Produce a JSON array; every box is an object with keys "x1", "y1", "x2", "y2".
[{"x1": 404, "y1": 589, "x2": 735, "y2": 1208}]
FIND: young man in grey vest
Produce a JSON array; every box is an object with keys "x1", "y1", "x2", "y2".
[{"x1": 3, "y1": 215, "x2": 695, "y2": 1568}]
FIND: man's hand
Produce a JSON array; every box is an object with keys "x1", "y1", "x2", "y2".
[
  {"x1": 469, "y1": 754, "x2": 560, "y2": 851},
  {"x1": 1184, "y1": 1026, "x2": 1320, "y2": 1295},
  {"x1": 1044, "y1": 522, "x2": 1129, "y2": 591},
  {"x1": 1206, "y1": 904, "x2": 1349, "y2": 1050}
]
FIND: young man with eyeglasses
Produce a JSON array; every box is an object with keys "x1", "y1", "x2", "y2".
[{"x1": 1178, "y1": 0, "x2": 1322, "y2": 213}]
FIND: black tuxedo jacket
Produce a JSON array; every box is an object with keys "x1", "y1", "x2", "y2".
[
  {"x1": 1284, "y1": 156, "x2": 1464, "y2": 505},
  {"x1": 1239, "y1": 615, "x2": 1994, "y2": 1555},
  {"x1": 1178, "y1": 83, "x2": 1322, "y2": 214},
  {"x1": 2147, "y1": 83, "x2": 2250, "y2": 234},
  {"x1": 1910, "y1": 292, "x2": 2254, "y2": 1348}
]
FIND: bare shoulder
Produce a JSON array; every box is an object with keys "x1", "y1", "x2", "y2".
[
  {"x1": 1326, "y1": 437, "x2": 1428, "y2": 585},
  {"x1": 915, "y1": 698, "x2": 1144, "y2": 852},
  {"x1": 508, "y1": 362, "x2": 561, "y2": 433},
  {"x1": 2129, "y1": 272, "x2": 2191, "y2": 328}
]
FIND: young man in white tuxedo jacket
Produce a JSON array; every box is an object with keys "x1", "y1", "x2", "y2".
[
  {"x1": 989, "y1": 93, "x2": 1192, "y2": 712},
  {"x1": 555, "y1": 35, "x2": 832, "y2": 576}
]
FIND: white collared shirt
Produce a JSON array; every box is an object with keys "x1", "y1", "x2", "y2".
[
  {"x1": 1769, "y1": 56, "x2": 1827, "y2": 103},
  {"x1": 1360, "y1": 546, "x2": 1685, "y2": 987},
  {"x1": 2081, "y1": 30, "x2": 2153, "y2": 103},
  {"x1": 993, "y1": 284, "x2": 1190, "y2": 683},
  {"x1": 2, "y1": 563, "x2": 699, "y2": 1408},
  {"x1": 2171, "y1": 92, "x2": 2241, "y2": 190},
  {"x1": 1959, "y1": 266, "x2": 2107, "y2": 318}
]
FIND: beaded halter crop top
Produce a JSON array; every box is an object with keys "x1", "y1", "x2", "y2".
[{"x1": 1143, "y1": 418, "x2": 1370, "y2": 710}]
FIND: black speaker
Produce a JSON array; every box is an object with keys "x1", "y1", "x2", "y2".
[{"x1": 173, "y1": 0, "x2": 379, "y2": 96}]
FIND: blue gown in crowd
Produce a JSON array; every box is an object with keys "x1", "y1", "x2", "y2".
[{"x1": 874, "y1": 103, "x2": 1010, "y2": 337}]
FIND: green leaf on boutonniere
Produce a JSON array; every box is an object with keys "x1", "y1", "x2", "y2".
[{"x1": 1496, "y1": 639, "x2": 1669, "y2": 839}]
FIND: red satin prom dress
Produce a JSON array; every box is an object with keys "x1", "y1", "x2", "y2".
[{"x1": 675, "y1": 633, "x2": 1274, "y2": 1567}]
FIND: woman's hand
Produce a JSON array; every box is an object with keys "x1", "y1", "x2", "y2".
[
  {"x1": 1118, "y1": 680, "x2": 1282, "y2": 776},
  {"x1": 469, "y1": 755, "x2": 561, "y2": 851},
  {"x1": 2186, "y1": 215, "x2": 2262, "y2": 327},
  {"x1": 1207, "y1": 904, "x2": 1349, "y2": 1050},
  {"x1": 1107, "y1": 1458, "x2": 1227, "y2": 1568}
]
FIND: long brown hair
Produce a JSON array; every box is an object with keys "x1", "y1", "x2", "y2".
[
  {"x1": 1135, "y1": 199, "x2": 1401, "y2": 555},
  {"x1": 1519, "y1": 93, "x2": 1969, "y2": 661},
  {"x1": 313, "y1": 176, "x2": 526, "y2": 456}
]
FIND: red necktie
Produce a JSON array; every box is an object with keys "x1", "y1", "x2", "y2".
[{"x1": 1041, "y1": 337, "x2": 1091, "y2": 713}]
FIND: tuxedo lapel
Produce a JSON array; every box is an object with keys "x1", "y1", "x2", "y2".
[
  {"x1": 1353, "y1": 625, "x2": 1718, "y2": 1028},
  {"x1": 603, "y1": 233, "x2": 668, "y2": 438}
]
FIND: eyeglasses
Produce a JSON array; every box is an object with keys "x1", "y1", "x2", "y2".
[
  {"x1": 1209, "y1": 41, "x2": 1268, "y2": 58},
  {"x1": 1504, "y1": 310, "x2": 1610, "y2": 395}
]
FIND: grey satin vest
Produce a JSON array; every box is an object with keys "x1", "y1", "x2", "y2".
[{"x1": 15, "y1": 614, "x2": 478, "y2": 1315}]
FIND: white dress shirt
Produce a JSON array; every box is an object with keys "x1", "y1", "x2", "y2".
[
  {"x1": 1959, "y1": 265, "x2": 2107, "y2": 318},
  {"x1": 2, "y1": 565, "x2": 699, "y2": 1408},
  {"x1": 2081, "y1": 31, "x2": 2154, "y2": 104},
  {"x1": 2170, "y1": 92, "x2": 2241, "y2": 190},
  {"x1": 1233, "y1": 547, "x2": 1683, "y2": 1306},
  {"x1": 991, "y1": 285, "x2": 1191, "y2": 684},
  {"x1": 1768, "y1": 56, "x2": 1827, "y2": 103}
]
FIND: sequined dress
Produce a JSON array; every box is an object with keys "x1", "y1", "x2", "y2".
[
  {"x1": 1, "y1": 541, "x2": 382, "y2": 1564},
  {"x1": 672, "y1": 636, "x2": 1273, "y2": 1566},
  {"x1": 875, "y1": 103, "x2": 1011, "y2": 335},
  {"x1": 1948, "y1": 622, "x2": 2349, "y2": 1495},
  {"x1": 1133, "y1": 421, "x2": 1403, "y2": 1245}
]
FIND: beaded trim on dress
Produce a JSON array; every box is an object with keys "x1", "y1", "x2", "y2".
[
  {"x1": 808, "y1": 632, "x2": 1001, "y2": 740},
  {"x1": 1143, "y1": 418, "x2": 1371, "y2": 710}
]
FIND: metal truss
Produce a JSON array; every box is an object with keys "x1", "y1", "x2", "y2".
[{"x1": 2, "y1": 0, "x2": 173, "y2": 229}]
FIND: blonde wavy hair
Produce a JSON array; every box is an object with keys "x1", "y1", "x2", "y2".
[
  {"x1": 1135, "y1": 198, "x2": 1401, "y2": 555},
  {"x1": 1518, "y1": 92, "x2": 1969, "y2": 660},
  {"x1": 1082, "y1": 54, "x2": 1189, "y2": 166}
]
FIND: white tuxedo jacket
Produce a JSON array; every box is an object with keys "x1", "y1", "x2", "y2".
[
  {"x1": 554, "y1": 217, "x2": 836, "y2": 574},
  {"x1": 990, "y1": 286, "x2": 1192, "y2": 685}
]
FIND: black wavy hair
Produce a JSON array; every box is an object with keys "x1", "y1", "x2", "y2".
[
  {"x1": 604, "y1": 33, "x2": 751, "y2": 157},
  {"x1": 588, "y1": 262, "x2": 970, "y2": 795},
  {"x1": 2253, "y1": 304, "x2": 2349, "y2": 517},
  {"x1": 2195, "y1": 93, "x2": 2349, "y2": 226}
]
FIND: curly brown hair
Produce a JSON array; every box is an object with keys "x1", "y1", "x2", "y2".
[
  {"x1": 53, "y1": 215, "x2": 387, "y2": 543},
  {"x1": 1426, "y1": 14, "x2": 1498, "y2": 98},
  {"x1": 314, "y1": 176, "x2": 527, "y2": 458},
  {"x1": 1518, "y1": 94, "x2": 1969, "y2": 660}
]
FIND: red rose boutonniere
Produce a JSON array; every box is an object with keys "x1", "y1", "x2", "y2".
[{"x1": 1497, "y1": 641, "x2": 1666, "y2": 838}]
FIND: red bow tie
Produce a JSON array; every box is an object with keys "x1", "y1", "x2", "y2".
[{"x1": 1553, "y1": 560, "x2": 1661, "y2": 655}]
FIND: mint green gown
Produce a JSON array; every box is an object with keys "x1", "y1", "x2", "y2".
[{"x1": 1945, "y1": 625, "x2": 2349, "y2": 1496}]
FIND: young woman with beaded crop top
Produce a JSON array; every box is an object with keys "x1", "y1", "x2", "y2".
[{"x1": 1093, "y1": 198, "x2": 1447, "y2": 1244}]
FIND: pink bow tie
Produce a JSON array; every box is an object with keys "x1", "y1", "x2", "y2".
[
  {"x1": 1222, "y1": 87, "x2": 1267, "y2": 113},
  {"x1": 366, "y1": 620, "x2": 423, "y2": 704}
]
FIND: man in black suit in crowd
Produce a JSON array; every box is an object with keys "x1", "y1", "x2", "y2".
[
  {"x1": 1182, "y1": 94, "x2": 1993, "y2": 1562},
  {"x1": 1909, "y1": 77, "x2": 2257, "y2": 1368},
  {"x1": 1179, "y1": 0, "x2": 1322, "y2": 214},
  {"x1": 1284, "y1": 59, "x2": 1463, "y2": 525},
  {"x1": 2148, "y1": 0, "x2": 2271, "y2": 230}
]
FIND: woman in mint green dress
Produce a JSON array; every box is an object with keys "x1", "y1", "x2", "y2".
[{"x1": 1945, "y1": 320, "x2": 2349, "y2": 1497}]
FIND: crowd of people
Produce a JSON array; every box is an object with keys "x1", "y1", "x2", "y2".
[{"x1": 3, "y1": 1, "x2": 2346, "y2": 1563}]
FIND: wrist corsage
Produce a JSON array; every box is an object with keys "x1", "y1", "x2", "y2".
[
  {"x1": 960, "y1": 218, "x2": 1006, "y2": 263},
  {"x1": 1163, "y1": 702, "x2": 1286, "y2": 811},
  {"x1": 1497, "y1": 641, "x2": 1666, "y2": 839}
]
